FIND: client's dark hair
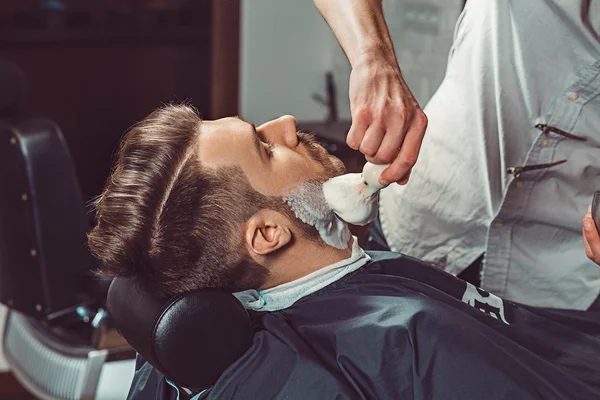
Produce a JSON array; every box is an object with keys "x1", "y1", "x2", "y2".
[{"x1": 89, "y1": 104, "x2": 294, "y2": 297}]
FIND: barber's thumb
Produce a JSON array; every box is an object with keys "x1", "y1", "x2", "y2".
[
  {"x1": 584, "y1": 205, "x2": 595, "y2": 231},
  {"x1": 396, "y1": 170, "x2": 411, "y2": 185}
]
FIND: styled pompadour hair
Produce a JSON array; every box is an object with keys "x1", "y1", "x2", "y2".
[{"x1": 89, "y1": 104, "x2": 277, "y2": 297}]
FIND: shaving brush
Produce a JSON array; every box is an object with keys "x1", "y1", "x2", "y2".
[{"x1": 322, "y1": 162, "x2": 390, "y2": 226}]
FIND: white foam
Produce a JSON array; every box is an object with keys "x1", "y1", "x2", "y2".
[
  {"x1": 283, "y1": 181, "x2": 351, "y2": 249},
  {"x1": 322, "y1": 173, "x2": 379, "y2": 226}
]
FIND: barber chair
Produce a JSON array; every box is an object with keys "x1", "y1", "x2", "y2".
[
  {"x1": 107, "y1": 278, "x2": 253, "y2": 395},
  {"x1": 0, "y1": 59, "x2": 135, "y2": 399}
]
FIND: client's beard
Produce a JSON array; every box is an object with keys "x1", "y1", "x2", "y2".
[{"x1": 282, "y1": 132, "x2": 352, "y2": 249}]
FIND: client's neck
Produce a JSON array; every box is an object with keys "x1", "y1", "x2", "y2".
[{"x1": 260, "y1": 236, "x2": 353, "y2": 289}]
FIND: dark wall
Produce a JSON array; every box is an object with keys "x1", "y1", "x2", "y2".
[{"x1": 0, "y1": 2, "x2": 215, "y2": 201}]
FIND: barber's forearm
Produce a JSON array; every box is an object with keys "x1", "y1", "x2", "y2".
[
  {"x1": 314, "y1": 0, "x2": 398, "y2": 69},
  {"x1": 315, "y1": 0, "x2": 427, "y2": 185}
]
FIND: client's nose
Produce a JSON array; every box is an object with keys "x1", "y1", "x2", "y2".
[{"x1": 257, "y1": 115, "x2": 299, "y2": 148}]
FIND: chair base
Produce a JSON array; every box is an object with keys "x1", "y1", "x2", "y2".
[{"x1": 3, "y1": 310, "x2": 133, "y2": 400}]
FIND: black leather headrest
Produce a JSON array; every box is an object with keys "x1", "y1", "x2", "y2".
[{"x1": 107, "y1": 278, "x2": 253, "y2": 390}]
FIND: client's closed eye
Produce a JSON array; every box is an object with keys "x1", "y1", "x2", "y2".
[
  {"x1": 250, "y1": 121, "x2": 282, "y2": 158},
  {"x1": 262, "y1": 138, "x2": 275, "y2": 157}
]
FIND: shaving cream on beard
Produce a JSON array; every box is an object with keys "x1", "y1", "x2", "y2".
[
  {"x1": 283, "y1": 180, "x2": 351, "y2": 249},
  {"x1": 322, "y1": 173, "x2": 379, "y2": 226}
]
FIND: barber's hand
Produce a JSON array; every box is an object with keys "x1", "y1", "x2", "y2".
[
  {"x1": 583, "y1": 205, "x2": 600, "y2": 266},
  {"x1": 347, "y1": 52, "x2": 428, "y2": 186}
]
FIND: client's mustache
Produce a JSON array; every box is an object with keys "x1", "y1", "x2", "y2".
[
  {"x1": 296, "y1": 130, "x2": 320, "y2": 150},
  {"x1": 296, "y1": 130, "x2": 346, "y2": 177}
]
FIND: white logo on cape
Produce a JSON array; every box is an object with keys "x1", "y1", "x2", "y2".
[{"x1": 461, "y1": 283, "x2": 510, "y2": 325}]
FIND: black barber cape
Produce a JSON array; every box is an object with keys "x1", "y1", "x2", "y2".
[{"x1": 128, "y1": 251, "x2": 600, "y2": 399}]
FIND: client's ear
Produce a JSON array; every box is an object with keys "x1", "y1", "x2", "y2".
[{"x1": 245, "y1": 209, "x2": 292, "y2": 256}]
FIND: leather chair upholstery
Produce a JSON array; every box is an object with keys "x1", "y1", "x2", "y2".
[
  {"x1": 107, "y1": 278, "x2": 253, "y2": 390},
  {"x1": 0, "y1": 59, "x2": 134, "y2": 400},
  {"x1": 0, "y1": 117, "x2": 103, "y2": 319}
]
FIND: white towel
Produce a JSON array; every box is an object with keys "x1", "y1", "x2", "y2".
[{"x1": 234, "y1": 237, "x2": 370, "y2": 312}]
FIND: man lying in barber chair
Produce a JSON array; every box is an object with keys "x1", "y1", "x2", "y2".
[{"x1": 89, "y1": 104, "x2": 600, "y2": 400}]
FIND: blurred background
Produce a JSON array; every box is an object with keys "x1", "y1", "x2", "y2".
[{"x1": 0, "y1": 0, "x2": 463, "y2": 398}]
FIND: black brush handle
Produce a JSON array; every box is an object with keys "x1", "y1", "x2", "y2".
[{"x1": 593, "y1": 191, "x2": 600, "y2": 231}]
